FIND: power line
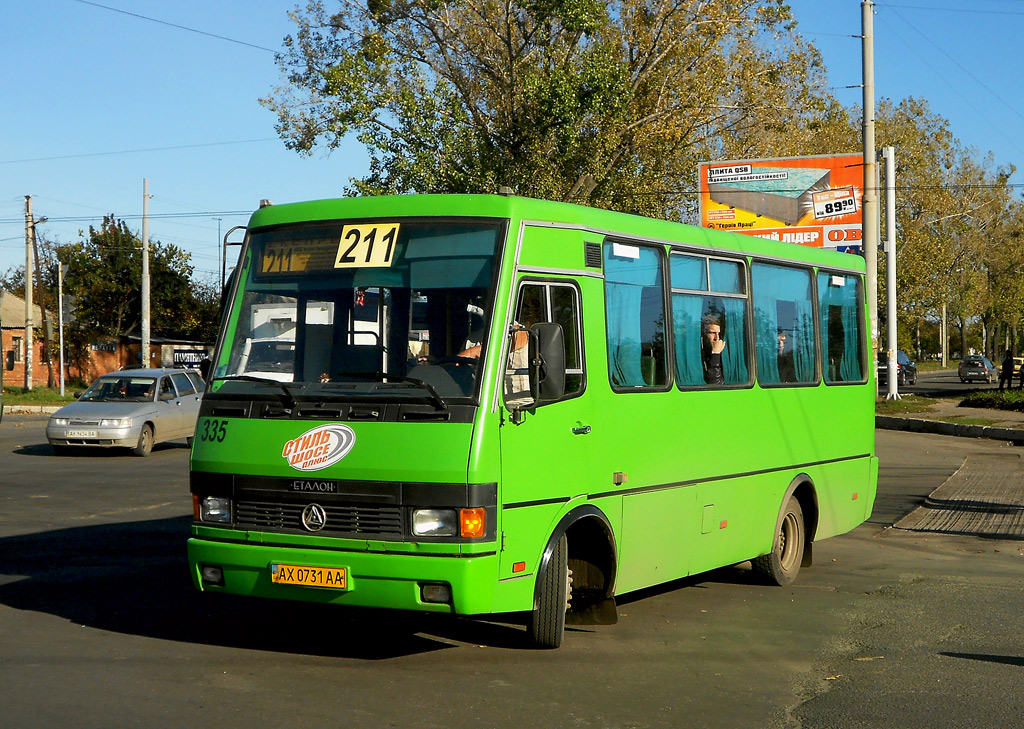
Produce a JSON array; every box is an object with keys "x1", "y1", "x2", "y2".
[
  {"x1": 71, "y1": 0, "x2": 278, "y2": 53},
  {"x1": 878, "y1": 2, "x2": 1024, "y2": 157},
  {"x1": 0, "y1": 210, "x2": 251, "y2": 225},
  {"x1": 885, "y1": 2, "x2": 1024, "y2": 17},
  {"x1": 0, "y1": 138, "x2": 279, "y2": 165}
]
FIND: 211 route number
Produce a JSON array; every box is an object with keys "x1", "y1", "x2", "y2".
[{"x1": 334, "y1": 223, "x2": 400, "y2": 268}]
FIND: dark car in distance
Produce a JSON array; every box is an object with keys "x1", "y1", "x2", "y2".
[
  {"x1": 958, "y1": 355, "x2": 996, "y2": 384},
  {"x1": 877, "y1": 350, "x2": 918, "y2": 387}
]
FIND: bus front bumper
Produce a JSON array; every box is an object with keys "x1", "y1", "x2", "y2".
[{"x1": 187, "y1": 537, "x2": 499, "y2": 616}]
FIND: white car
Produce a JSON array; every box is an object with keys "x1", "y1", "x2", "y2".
[{"x1": 46, "y1": 367, "x2": 205, "y2": 456}]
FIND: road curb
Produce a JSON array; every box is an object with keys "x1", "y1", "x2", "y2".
[
  {"x1": 876, "y1": 415, "x2": 1024, "y2": 444},
  {"x1": 3, "y1": 405, "x2": 62, "y2": 414}
]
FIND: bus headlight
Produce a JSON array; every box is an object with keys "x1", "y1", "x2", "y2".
[
  {"x1": 412, "y1": 509, "x2": 457, "y2": 537},
  {"x1": 199, "y1": 496, "x2": 232, "y2": 523}
]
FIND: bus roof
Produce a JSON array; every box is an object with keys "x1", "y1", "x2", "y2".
[{"x1": 246, "y1": 194, "x2": 866, "y2": 273}]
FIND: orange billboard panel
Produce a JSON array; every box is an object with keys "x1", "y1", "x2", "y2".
[{"x1": 698, "y1": 154, "x2": 864, "y2": 253}]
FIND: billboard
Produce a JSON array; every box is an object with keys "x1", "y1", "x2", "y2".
[{"x1": 698, "y1": 154, "x2": 864, "y2": 253}]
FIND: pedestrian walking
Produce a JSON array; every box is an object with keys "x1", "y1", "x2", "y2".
[{"x1": 999, "y1": 349, "x2": 1014, "y2": 391}]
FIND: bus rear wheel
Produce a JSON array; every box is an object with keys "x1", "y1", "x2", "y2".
[
  {"x1": 527, "y1": 534, "x2": 572, "y2": 649},
  {"x1": 753, "y1": 496, "x2": 805, "y2": 586}
]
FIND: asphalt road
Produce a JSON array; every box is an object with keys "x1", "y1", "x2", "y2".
[
  {"x1": 894, "y1": 365, "x2": 1004, "y2": 397},
  {"x1": 2, "y1": 415, "x2": 1024, "y2": 729}
]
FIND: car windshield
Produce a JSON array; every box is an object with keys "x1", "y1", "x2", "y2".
[
  {"x1": 210, "y1": 219, "x2": 503, "y2": 405},
  {"x1": 79, "y1": 376, "x2": 157, "y2": 402}
]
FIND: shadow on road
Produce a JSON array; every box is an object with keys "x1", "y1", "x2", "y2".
[
  {"x1": 13, "y1": 442, "x2": 189, "y2": 458},
  {"x1": 939, "y1": 651, "x2": 1024, "y2": 668},
  {"x1": 0, "y1": 516, "x2": 533, "y2": 658}
]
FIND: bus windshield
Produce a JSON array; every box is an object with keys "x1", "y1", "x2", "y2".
[{"x1": 213, "y1": 219, "x2": 503, "y2": 403}]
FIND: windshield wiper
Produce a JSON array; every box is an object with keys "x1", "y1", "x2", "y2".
[
  {"x1": 333, "y1": 372, "x2": 448, "y2": 411},
  {"x1": 214, "y1": 375, "x2": 297, "y2": 409}
]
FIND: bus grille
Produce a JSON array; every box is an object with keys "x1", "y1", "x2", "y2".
[{"x1": 234, "y1": 500, "x2": 404, "y2": 537}]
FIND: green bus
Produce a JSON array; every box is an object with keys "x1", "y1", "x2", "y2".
[{"x1": 187, "y1": 194, "x2": 876, "y2": 648}]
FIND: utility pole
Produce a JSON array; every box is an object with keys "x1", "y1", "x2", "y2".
[
  {"x1": 23, "y1": 196, "x2": 35, "y2": 390},
  {"x1": 862, "y1": 0, "x2": 879, "y2": 367},
  {"x1": 141, "y1": 178, "x2": 151, "y2": 368},
  {"x1": 59, "y1": 262, "x2": 68, "y2": 397},
  {"x1": 214, "y1": 217, "x2": 223, "y2": 289},
  {"x1": 31, "y1": 215, "x2": 55, "y2": 388}
]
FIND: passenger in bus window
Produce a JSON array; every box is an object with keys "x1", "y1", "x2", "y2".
[
  {"x1": 702, "y1": 316, "x2": 726, "y2": 385},
  {"x1": 777, "y1": 330, "x2": 796, "y2": 383}
]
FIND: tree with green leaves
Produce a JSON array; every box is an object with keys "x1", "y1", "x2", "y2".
[
  {"x1": 262, "y1": 0, "x2": 835, "y2": 218},
  {"x1": 58, "y1": 216, "x2": 219, "y2": 343},
  {"x1": 0, "y1": 218, "x2": 223, "y2": 380}
]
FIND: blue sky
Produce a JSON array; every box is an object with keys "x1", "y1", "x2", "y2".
[{"x1": 2, "y1": 0, "x2": 1021, "y2": 281}]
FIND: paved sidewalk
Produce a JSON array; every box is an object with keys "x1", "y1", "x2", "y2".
[
  {"x1": 895, "y1": 451, "x2": 1024, "y2": 539},
  {"x1": 878, "y1": 394, "x2": 1024, "y2": 539}
]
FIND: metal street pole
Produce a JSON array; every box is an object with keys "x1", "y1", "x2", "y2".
[
  {"x1": 141, "y1": 178, "x2": 151, "y2": 368},
  {"x1": 883, "y1": 146, "x2": 900, "y2": 400},
  {"x1": 862, "y1": 0, "x2": 879, "y2": 369}
]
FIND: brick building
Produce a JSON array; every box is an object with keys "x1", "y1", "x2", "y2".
[
  {"x1": 1, "y1": 290, "x2": 211, "y2": 388},
  {"x1": 1, "y1": 290, "x2": 53, "y2": 389}
]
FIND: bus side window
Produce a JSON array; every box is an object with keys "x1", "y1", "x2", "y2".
[
  {"x1": 604, "y1": 243, "x2": 668, "y2": 389},
  {"x1": 752, "y1": 263, "x2": 817, "y2": 385},
  {"x1": 818, "y1": 272, "x2": 865, "y2": 383},
  {"x1": 550, "y1": 285, "x2": 584, "y2": 395},
  {"x1": 670, "y1": 252, "x2": 750, "y2": 387},
  {"x1": 504, "y1": 281, "x2": 585, "y2": 406}
]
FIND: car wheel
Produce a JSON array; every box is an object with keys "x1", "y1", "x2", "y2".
[{"x1": 133, "y1": 424, "x2": 154, "y2": 457}]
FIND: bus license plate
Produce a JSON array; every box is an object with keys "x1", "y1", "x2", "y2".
[
  {"x1": 270, "y1": 564, "x2": 347, "y2": 590},
  {"x1": 67, "y1": 430, "x2": 97, "y2": 438}
]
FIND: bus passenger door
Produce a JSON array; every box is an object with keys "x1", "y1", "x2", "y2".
[{"x1": 497, "y1": 280, "x2": 598, "y2": 580}]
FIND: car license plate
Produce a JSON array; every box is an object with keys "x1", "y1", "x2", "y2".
[
  {"x1": 270, "y1": 563, "x2": 347, "y2": 589},
  {"x1": 67, "y1": 429, "x2": 98, "y2": 438}
]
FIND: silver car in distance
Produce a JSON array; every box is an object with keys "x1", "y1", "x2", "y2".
[{"x1": 46, "y1": 367, "x2": 205, "y2": 456}]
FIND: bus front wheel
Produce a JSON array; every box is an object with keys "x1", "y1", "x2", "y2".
[
  {"x1": 527, "y1": 534, "x2": 572, "y2": 649},
  {"x1": 753, "y1": 496, "x2": 805, "y2": 586}
]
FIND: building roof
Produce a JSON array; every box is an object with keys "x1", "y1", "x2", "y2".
[{"x1": 0, "y1": 290, "x2": 50, "y2": 329}]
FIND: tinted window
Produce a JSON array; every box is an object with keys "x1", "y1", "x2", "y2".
[
  {"x1": 670, "y1": 252, "x2": 750, "y2": 387},
  {"x1": 604, "y1": 243, "x2": 668, "y2": 389},
  {"x1": 818, "y1": 272, "x2": 864, "y2": 383},
  {"x1": 171, "y1": 372, "x2": 195, "y2": 396},
  {"x1": 185, "y1": 370, "x2": 206, "y2": 392},
  {"x1": 753, "y1": 263, "x2": 816, "y2": 385}
]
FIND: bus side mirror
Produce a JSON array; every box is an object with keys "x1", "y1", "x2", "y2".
[{"x1": 529, "y1": 323, "x2": 566, "y2": 405}]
